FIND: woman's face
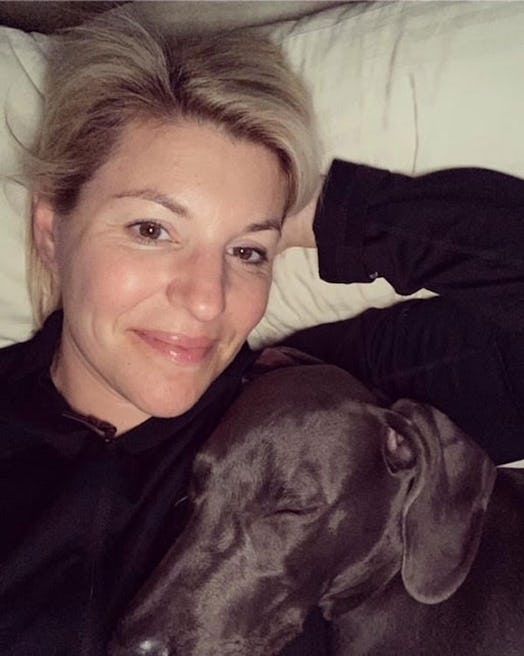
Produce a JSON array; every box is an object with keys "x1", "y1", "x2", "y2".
[{"x1": 35, "y1": 120, "x2": 287, "y2": 433}]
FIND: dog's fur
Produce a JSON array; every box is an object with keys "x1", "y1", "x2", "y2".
[{"x1": 110, "y1": 354, "x2": 524, "y2": 656}]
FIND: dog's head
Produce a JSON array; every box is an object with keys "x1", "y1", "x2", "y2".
[{"x1": 110, "y1": 359, "x2": 496, "y2": 656}]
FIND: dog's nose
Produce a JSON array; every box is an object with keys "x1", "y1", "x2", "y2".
[
  {"x1": 135, "y1": 639, "x2": 170, "y2": 656},
  {"x1": 109, "y1": 637, "x2": 172, "y2": 656}
]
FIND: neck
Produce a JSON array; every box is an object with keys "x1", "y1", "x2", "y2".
[{"x1": 51, "y1": 341, "x2": 150, "y2": 436}]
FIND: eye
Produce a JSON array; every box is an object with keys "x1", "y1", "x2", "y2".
[
  {"x1": 268, "y1": 506, "x2": 320, "y2": 518},
  {"x1": 273, "y1": 508, "x2": 309, "y2": 516},
  {"x1": 228, "y1": 246, "x2": 268, "y2": 265},
  {"x1": 128, "y1": 220, "x2": 170, "y2": 243}
]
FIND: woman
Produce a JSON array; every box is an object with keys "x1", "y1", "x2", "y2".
[
  {"x1": 1, "y1": 8, "x2": 523, "y2": 656},
  {"x1": 2, "y1": 12, "x2": 322, "y2": 656}
]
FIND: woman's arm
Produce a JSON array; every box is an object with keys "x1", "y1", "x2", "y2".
[
  {"x1": 284, "y1": 160, "x2": 524, "y2": 332},
  {"x1": 281, "y1": 161, "x2": 524, "y2": 464}
]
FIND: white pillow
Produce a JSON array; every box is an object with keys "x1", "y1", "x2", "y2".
[
  {"x1": 0, "y1": 27, "x2": 46, "y2": 345},
  {"x1": 1, "y1": 1, "x2": 524, "y2": 350},
  {"x1": 271, "y1": 0, "x2": 524, "y2": 176}
]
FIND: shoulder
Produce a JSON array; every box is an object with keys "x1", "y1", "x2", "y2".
[{"x1": 0, "y1": 311, "x2": 62, "y2": 387}]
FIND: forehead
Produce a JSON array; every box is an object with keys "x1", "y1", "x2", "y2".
[
  {"x1": 201, "y1": 392, "x2": 387, "y2": 505},
  {"x1": 78, "y1": 118, "x2": 288, "y2": 214}
]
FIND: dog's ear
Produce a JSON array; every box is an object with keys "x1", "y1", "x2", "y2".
[
  {"x1": 389, "y1": 399, "x2": 496, "y2": 605},
  {"x1": 242, "y1": 346, "x2": 323, "y2": 384}
]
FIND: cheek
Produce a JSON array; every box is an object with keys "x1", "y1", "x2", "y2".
[
  {"x1": 58, "y1": 244, "x2": 152, "y2": 314},
  {"x1": 229, "y1": 275, "x2": 272, "y2": 334}
]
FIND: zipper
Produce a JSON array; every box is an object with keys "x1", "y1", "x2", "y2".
[
  {"x1": 82, "y1": 441, "x2": 117, "y2": 656},
  {"x1": 62, "y1": 410, "x2": 118, "y2": 656},
  {"x1": 62, "y1": 410, "x2": 117, "y2": 443}
]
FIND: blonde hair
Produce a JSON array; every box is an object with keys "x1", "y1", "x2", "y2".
[{"x1": 26, "y1": 9, "x2": 321, "y2": 326}]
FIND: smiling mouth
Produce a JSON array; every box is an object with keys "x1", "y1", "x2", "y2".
[{"x1": 133, "y1": 330, "x2": 216, "y2": 365}]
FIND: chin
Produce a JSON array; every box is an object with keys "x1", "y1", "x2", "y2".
[{"x1": 135, "y1": 380, "x2": 208, "y2": 419}]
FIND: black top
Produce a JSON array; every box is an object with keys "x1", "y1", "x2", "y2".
[{"x1": 1, "y1": 161, "x2": 523, "y2": 655}]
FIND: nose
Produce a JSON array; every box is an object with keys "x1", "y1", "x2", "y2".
[
  {"x1": 168, "y1": 249, "x2": 226, "y2": 322},
  {"x1": 108, "y1": 636, "x2": 172, "y2": 656}
]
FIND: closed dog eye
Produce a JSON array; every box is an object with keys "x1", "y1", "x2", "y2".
[{"x1": 266, "y1": 506, "x2": 321, "y2": 518}]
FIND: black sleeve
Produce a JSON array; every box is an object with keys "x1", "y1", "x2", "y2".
[
  {"x1": 284, "y1": 297, "x2": 524, "y2": 464},
  {"x1": 313, "y1": 160, "x2": 524, "y2": 332}
]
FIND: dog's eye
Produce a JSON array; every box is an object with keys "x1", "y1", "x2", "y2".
[{"x1": 269, "y1": 507, "x2": 319, "y2": 517}]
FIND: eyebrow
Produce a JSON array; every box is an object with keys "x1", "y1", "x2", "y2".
[
  {"x1": 114, "y1": 189, "x2": 188, "y2": 216},
  {"x1": 245, "y1": 219, "x2": 282, "y2": 234},
  {"x1": 114, "y1": 188, "x2": 282, "y2": 233}
]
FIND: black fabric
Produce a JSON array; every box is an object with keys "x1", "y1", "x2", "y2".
[
  {"x1": 285, "y1": 297, "x2": 524, "y2": 465},
  {"x1": 315, "y1": 161, "x2": 524, "y2": 331},
  {"x1": 1, "y1": 161, "x2": 523, "y2": 655}
]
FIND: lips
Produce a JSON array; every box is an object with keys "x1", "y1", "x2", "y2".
[{"x1": 133, "y1": 330, "x2": 216, "y2": 365}]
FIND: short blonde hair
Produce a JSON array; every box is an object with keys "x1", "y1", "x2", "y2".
[{"x1": 27, "y1": 9, "x2": 321, "y2": 325}]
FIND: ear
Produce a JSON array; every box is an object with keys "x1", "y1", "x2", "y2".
[
  {"x1": 390, "y1": 399, "x2": 496, "y2": 604},
  {"x1": 32, "y1": 195, "x2": 60, "y2": 273},
  {"x1": 242, "y1": 346, "x2": 323, "y2": 384}
]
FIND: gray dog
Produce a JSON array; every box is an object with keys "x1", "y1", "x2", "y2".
[{"x1": 110, "y1": 352, "x2": 524, "y2": 655}]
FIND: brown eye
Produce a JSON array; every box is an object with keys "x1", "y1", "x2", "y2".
[
  {"x1": 129, "y1": 221, "x2": 170, "y2": 242},
  {"x1": 229, "y1": 246, "x2": 267, "y2": 265},
  {"x1": 138, "y1": 222, "x2": 162, "y2": 240}
]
